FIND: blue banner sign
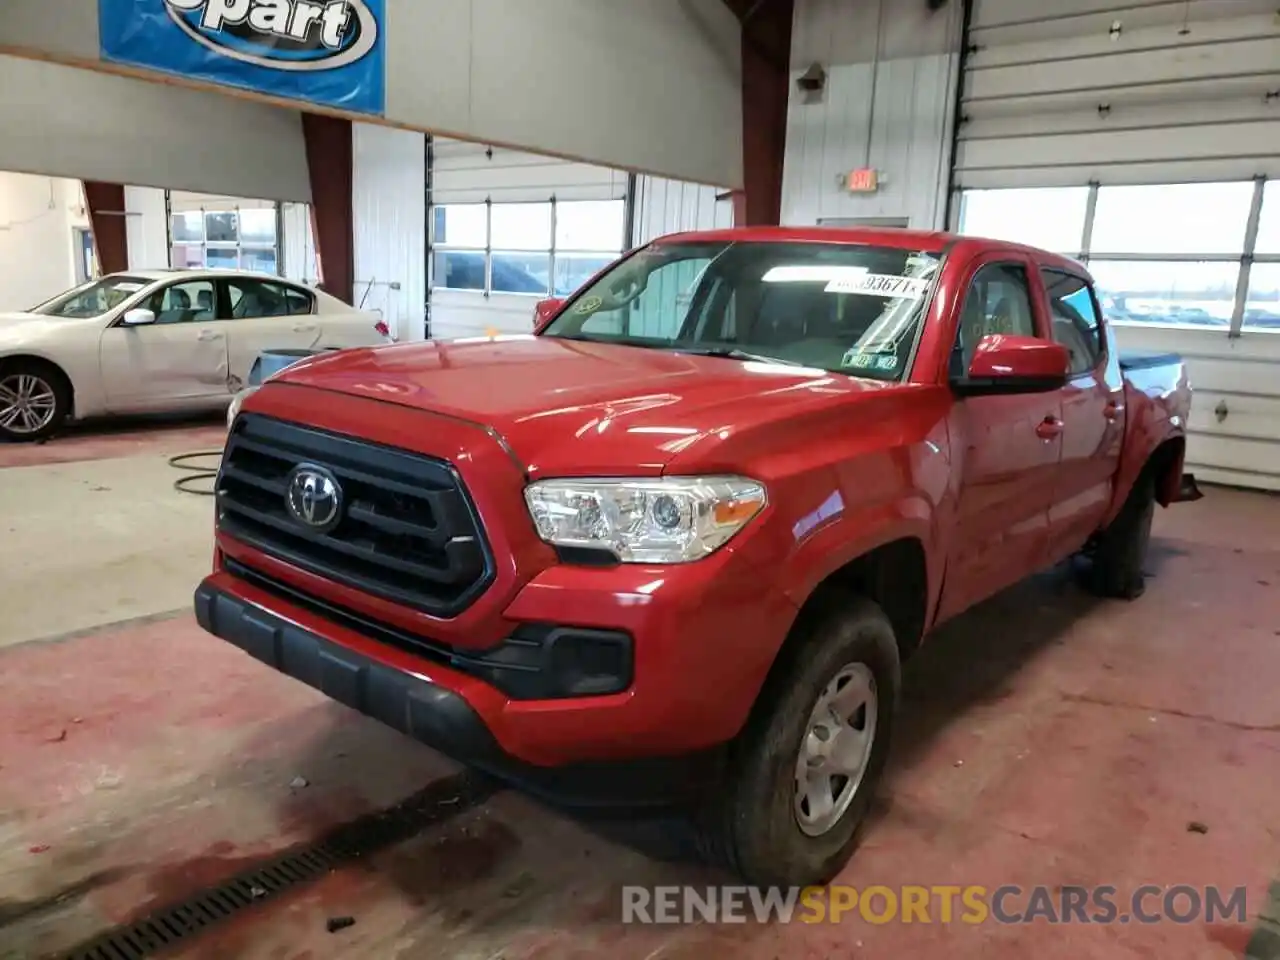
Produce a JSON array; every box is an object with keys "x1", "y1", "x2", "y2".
[{"x1": 99, "y1": 0, "x2": 386, "y2": 115}]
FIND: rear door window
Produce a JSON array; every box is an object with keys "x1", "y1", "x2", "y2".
[{"x1": 1041, "y1": 269, "x2": 1103, "y2": 375}]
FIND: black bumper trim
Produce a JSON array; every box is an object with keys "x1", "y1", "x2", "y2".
[{"x1": 194, "y1": 581, "x2": 720, "y2": 807}]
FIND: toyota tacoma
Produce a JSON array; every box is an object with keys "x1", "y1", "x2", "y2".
[{"x1": 195, "y1": 227, "x2": 1196, "y2": 886}]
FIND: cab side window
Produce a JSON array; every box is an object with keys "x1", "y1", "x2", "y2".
[
  {"x1": 1041, "y1": 269, "x2": 1103, "y2": 375},
  {"x1": 951, "y1": 263, "x2": 1038, "y2": 378}
]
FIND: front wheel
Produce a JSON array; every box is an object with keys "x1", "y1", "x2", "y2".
[
  {"x1": 698, "y1": 597, "x2": 901, "y2": 888},
  {"x1": 0, "y1": 362, "x2": 70, "y2": 442}
]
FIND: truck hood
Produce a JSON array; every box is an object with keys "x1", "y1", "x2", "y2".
[{"x1": 272, "y1": 335, "x2": 898, "y2": 475}]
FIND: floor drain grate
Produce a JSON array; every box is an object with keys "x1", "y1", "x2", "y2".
[{"x1": 58, "y1": 770, "x2": 498, "y2": 960}]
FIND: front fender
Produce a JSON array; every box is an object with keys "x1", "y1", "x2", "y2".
[{"x1": 776, "y1": 492, "x2": 940, "y2": 613}]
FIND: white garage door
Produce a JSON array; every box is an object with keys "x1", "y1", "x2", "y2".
[{"x1": 951, "y1": 0, "x2": 1280, "y2": 490}]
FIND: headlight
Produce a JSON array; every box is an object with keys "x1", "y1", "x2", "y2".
[
  {"x1": 226, "y1": 386, "x2": 260, "y2": 428},
  {"x1": 524, "y1": 476, "x2": 767, "y2": 563}
]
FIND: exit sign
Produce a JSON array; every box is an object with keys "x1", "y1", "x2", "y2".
[{"x1": 845, "y1": 168, "x2": 879, "y2": 193}]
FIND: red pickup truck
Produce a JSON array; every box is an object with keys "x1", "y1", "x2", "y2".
[{"x1": 196, "y1": 227, "x2": 1196, "y2": 887}]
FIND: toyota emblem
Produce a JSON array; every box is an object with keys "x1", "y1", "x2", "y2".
[{"x1": 285, "y1": 464, "x2": 343, "y2": 531}]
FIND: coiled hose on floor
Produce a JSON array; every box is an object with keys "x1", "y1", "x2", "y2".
[{"x1": 169, "y1": 450, "x2": 223, "y2": 496}]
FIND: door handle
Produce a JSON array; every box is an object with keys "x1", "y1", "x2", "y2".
[
  {"x1": 1035, "y1": 416, "x2": 1063, "y2": 440},
  {"x1": 197, "y1": 330, "x2": 223, "y2": 342},
  {"x1": 1103, "y1": 400, "x2": 1123, "y2": 421},
  {"x1": 292, "y1": 323, "x2": 318, "y2": 333}
]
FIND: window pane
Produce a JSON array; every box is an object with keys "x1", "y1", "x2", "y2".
[
  {"x1": 553, "y1": 253, "x2": 615, "y2": 296},
  {"x1": 149, "y1": 280, "x2": 215, "y2": 324},
  {"x1": 227, "y1": 279, "x2": 291, "y2": 318},
  {"x1": 954, "y1": 264, "x2": 1037, "y2": 375},
  {"x1": 242, "y1": 248, "x2": 278, "y2": 275},
  {"x1": 433, "y1": 250, "x2": 485, "y2": 290},
  {"x1": 1042, "y1": 270, "x2": 1102, "y2": 374},
  {"x1": 959, "y1": 187, "x2": 1088, "y2": 252},
  {"x1": 434, "y1": 204, "x2": 487, "y2": 248},
  {"x1": 491, "y1": 252, "x2": 550, "y2": 294},
  {"x1": 171, "y1": 212, "x2": 203, "y2": 243},
  {"x1": 1255, "y1": 181, "x2": 1280, "y2": 255},
  {"x1": 239, "y1": 209, "x2": 277, "y2": 245},
  {"x1": 555, "y1": 200, "x2": 624, "y2": 252},
  {"x1": 1243, "y1": 263, "x2": 1280, "y2": 331},
  {"x1": 205, "y1": 211, "x2": 239, "y2": 243},
  {"x1": 285, "y1": 288, "x2": 314, "y2": 315},
  {"x1": 491, "y1": 203, "x2": 551, "y2": 251},
  {"x1": 1091, "y1": 182, "x2": 1253, "y2": 255},
  {"x1": 170, "y1": 244, "x2": 203, "y2": 269},
  {"x1": 205, "y1": 248, "x2": 239, "y2": 270},
  {"x1": 1089, "y1": 260, "x2": 1237, "y2": 327}
]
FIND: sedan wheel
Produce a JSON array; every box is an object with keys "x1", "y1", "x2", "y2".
[{"x1": 0, "y1": 368, "x2": 68, "y2": 441}]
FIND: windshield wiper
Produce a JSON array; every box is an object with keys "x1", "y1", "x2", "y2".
[{"x1": 674, "y1": 347, "x2": 807, "y2": 367}]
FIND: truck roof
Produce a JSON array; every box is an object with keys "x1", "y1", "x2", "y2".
[{"x1": 653, "y1": 226, "x2": 1087, "y2": 272}]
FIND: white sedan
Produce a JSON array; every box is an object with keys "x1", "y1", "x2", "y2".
[{"x1": 0, "y1": 269, "x2": 392, "y2": 441}]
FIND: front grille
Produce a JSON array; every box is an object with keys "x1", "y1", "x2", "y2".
[{"x1": 217, "y1": 414, "x2": 492, "y2": 617}]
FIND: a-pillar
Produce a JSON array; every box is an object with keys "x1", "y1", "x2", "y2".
[
  {"x1": 300, "y1": 112, "x2": 355, "y2": 305},
  {"x1": 82, "y1": 181, "x2": 129, "y2": 275}
]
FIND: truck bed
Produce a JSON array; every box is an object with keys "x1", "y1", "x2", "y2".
[{"x1": 1118, "y1": 349, "x2": 1182, "y2": 372}]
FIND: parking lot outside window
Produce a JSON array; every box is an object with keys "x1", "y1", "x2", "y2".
[{"x1": 958, "y1": 179, "x2": 1280, "y2": 334}]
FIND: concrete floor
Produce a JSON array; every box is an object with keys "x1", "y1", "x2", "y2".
[{"x1": 1, "y1": 424, "x2": 1278, "y2": 959}]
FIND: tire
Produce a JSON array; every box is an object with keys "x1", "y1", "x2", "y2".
[
  {"x1": 0, "y1": 360, "x2": 71, "y2": 442},
  {"x1": 697, "y1": 597, "x2": 901, "y2": 888},
  {"x1": 1089, "y1": 471, "x2": 1156, "y2": 600}
]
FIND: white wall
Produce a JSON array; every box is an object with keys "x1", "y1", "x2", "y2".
[
  {"x1": 632, "y1": 175, "x2": 734, "y2": 246},
  {"x1": 281, "y1": 203, "x2": 318, "y2": 285},
  {"x1": 0, "y1": 173, "x2": 88, "y2": 311},
  {"x1": 2, "y1": 0, "x2": 743, "y2": 189},
  {"x1": 123, "y1": 186, "x2": 169, "y2": 271},
  {"x1": 0, "y1": 56, "x2": 312, "y2": 202},
  {"x1": 353, "y1": 123, "x2": 427, "y2": 342},
  {"x1": 781, "y1": 0, "x2": 963, "y2": 229}
]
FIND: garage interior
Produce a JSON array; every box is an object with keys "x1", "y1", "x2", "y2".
[{"x1": 0, "y1": 0, "x2": 1278, "y2": 957}]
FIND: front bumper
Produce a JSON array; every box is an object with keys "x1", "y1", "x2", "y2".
[{"x1": 194, "y1": 566, "x2": 790, "y2": 805}]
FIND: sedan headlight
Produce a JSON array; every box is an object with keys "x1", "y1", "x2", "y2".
[
  {"x1": 226, "y1": 386, "x2": 260, "y2": 428},
  {"x1": 524, "y1": 476, "x2": 767, "y2": 563}
]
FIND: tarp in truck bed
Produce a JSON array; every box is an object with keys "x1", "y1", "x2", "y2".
[{"x1": 1118, "y1": 350, "x2": 1182, "y2": 372}]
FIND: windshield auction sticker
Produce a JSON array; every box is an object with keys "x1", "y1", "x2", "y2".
[{"x1": 825, "y1": 274, "x2": 929, "y2": 298}]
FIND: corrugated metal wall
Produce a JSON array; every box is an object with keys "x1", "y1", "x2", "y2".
[
  {"x1": 352, "y1": 124, "x2": 427, "y2": 342},
  {"x1": 954, "y1": 0, "x2": 1280, "y2": 491},
  {"x1": 632, "y1": 176, "x2": 733, "y2": 245},
  {"x1": 781, "y1": 0, "x2": 963, "y2": 228}
]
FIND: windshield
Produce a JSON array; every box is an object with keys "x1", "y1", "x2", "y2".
[
  {"x1": 540, "y1": 241, "x2": 942, "y2": 381},
  {"x1": 31, "y1": 276, "x2": 153, "y2": 318}
]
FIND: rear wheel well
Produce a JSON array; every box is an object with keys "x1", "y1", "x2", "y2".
[
  {"x1": 0, "y1": 354, "x2": 75, "y2": 417},
  {"x1": 1146, "y1": 436, "x2": 1185, "y2": 507}
]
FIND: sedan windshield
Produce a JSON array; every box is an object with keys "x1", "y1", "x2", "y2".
[
  {"x1": 540, "y1": 241, "x2": 942, "y2": 381},
  {"x1": 31, "y1": 276, "x2": 153, "y2": 318}
]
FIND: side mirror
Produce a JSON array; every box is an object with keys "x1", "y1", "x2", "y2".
[
  {"x1": 121, "y1": 308, "x2": 156, "y2": 326},
  {"x1": 532, "y1": 297, "x2": 565, "y2": 333},
  {"x1": 953, "y1": 334, "x2": 1069, "y2": 396}
]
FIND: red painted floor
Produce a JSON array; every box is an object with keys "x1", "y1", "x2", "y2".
[
  {"x1": 0, "y1": 414, "x2": 227, "y2": 469},
  {"x1": 1, "y1": 488, "x2": 1277, "y2": 958}
]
